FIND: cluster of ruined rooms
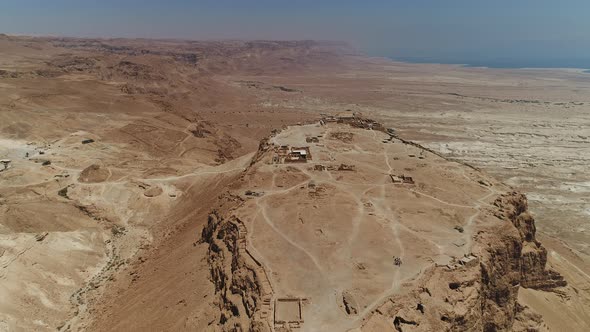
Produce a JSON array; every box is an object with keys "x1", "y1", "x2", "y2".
[
  {"x1": 273, "y1": 146, "x2": 312, "y2": 164},
  {"x1": 320, "y1": 111, "x2": 385, "y2": 131}
]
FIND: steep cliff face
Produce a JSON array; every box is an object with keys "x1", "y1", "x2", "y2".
[
  {"x1": 364, "y1": 191, "x2": 565, "y2": 332},
  {"x1": 201, "y1": 209, "x2": 269, "y2": 332},
  {"x1": 493, "y1": 192, "x2": 566, "y2": 291},
  {"x1": 465, "y1": 191, "x2": 565, "y2": 331},
  {"x1": 465, "y1": 191, "x2": 564, "y2": 331},
  {"x1": 478, "y1": 225, "x2": 523, "y2": 331}
]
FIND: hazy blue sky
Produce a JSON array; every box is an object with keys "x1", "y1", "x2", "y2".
[{"x1": 2, "y1": 0, "x2": 590, "y2": 67}]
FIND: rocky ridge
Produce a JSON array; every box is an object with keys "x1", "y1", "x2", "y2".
[{"x1": 201, "y1": 193, "x2": 274, "y2": 332}]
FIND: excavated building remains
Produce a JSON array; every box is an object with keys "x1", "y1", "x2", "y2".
[{"x1": 199, "y1": 117, "x2": 566, "y2": 332}]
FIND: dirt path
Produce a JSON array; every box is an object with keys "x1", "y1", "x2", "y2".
[{"x1": 256, "y1": 199, "x2": 325, "y2": 274}]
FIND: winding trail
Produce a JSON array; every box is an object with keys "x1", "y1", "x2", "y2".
[{"x1": 407, "y1": 189, "x2": 475, "y2": 209}]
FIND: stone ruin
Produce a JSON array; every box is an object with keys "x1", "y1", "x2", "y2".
[
  {"x1": 390, "y1": 174, "x2": 415, "y2": 184},
  {"x1": 446, "y1": 254, "x2": 479, "y2": 270},
  {"x1": 273, "y1": 146, "x2": 312, "y2": 164},
  {"x1": 274, "y1": 298, "x2": 305, "y2": 330}
]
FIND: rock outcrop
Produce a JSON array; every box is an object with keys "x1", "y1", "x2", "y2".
[
  {"x1": 364, "y1": 191, "x2": 566, "y2": 332},
  {"x1": 201, "y1": 210, "x2": 270, "y2": 332},
  {"x1": 493, "y1": 192, "x2": 567, "y2": 290}
]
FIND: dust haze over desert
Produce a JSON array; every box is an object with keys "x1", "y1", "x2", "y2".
[{"x1": 1, "y1": 2, "x2": 590, "y2": 332}]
